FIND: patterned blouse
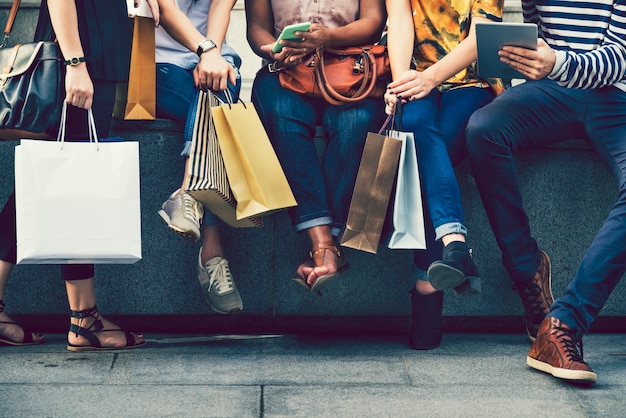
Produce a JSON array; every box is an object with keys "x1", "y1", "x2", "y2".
[{"x1": 411, "y1": 0, "x2": 504, "y2": 92}]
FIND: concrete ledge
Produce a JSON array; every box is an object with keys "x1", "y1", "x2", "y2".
[{"x1": 2, "y1": 117, "x2": 625, "y2": 333}]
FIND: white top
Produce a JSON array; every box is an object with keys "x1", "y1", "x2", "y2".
[{"x1": 155, "y1": 0, "x2": 241, "y2": 69}]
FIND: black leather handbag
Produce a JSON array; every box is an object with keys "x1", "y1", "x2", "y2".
[{"x1": 0, "y1": 0, "x2": 63, "y2": 141}]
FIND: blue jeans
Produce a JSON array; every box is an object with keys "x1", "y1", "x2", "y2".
[
  {"x1": 399, "y1": 87, "x2": 495, "y2": 280},
  {"x1": 251, "y1": 69, "x2": 385, "y2": 235},
  {"x1": 156, "y1": 63, "x2": 241, "y2": 226},
  {"x1": 466, "y1": 79, "x2": 626, "y2": 337}
]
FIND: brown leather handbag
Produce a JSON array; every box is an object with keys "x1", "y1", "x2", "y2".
[{"x1": 278, "y1": 44, "x2": 390, "y2": 105}]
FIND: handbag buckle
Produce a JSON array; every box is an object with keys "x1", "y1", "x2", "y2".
[{"x1": 268, "y1": 61, "x2": 284, "y2": 73}]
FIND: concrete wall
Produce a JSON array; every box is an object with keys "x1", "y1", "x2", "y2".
[{"x1": 1, "y1": 1, "x2": 624, "y2": 333}]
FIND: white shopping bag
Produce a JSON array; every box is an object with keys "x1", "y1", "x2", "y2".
[
  {"x1": 387, "y1": 129, "x2": 426, "y2": 249},
  {"x1": 14, "y1": 104, "x2": 142, "y2": 264}
]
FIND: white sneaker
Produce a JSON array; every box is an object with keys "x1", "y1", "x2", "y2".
[
  {"x1": 158, "y1": 189, "x2": 203, "y2": 242},
  {"x1": 197, "y1": 249, "x2": 243, "y2": 314}
]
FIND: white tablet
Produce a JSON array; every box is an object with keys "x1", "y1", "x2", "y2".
[{"x1": 476, "y1": 22, "x2": 538, "y2": 79}]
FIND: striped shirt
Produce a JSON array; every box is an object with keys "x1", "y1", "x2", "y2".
[{"x1": 523, "y1": 0, "x2": 626, "y2": 91}]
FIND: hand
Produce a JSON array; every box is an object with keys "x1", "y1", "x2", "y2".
[
  {"x1": 134, "y1": 0, "x2": 160, "y2": 27},
  {"x1": 498, "y1": 38, "x2": 556, "y2": 80},
  {"x1": 384, "y1": 89, "x2": 399, "y2": 115},
  {"x1": 193, "y1": 52, "x2": 237, "y2": 92},
  {"x1": 387, "y1": 69, "x2": 437, "y2": 101},
  {"x1": 260, "y1": 43, "x2": 309, "y2": 68},
  {"x1": 261, "y1": 23, "x2": 331, "y2": 65},
  {"x1": 64, "y1": 65, "x2": 94, "y2": 109}
]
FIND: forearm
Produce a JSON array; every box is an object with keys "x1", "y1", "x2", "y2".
[
  {"x1": 158, "y1": 0, "x2": 207, "y2": 53},
  {"x1": 205, "y1": 0, "x2": 237, "y2": 51},
  {"x1": 244, "y1": 0, "x2": 275, "y2": 59},
  {"x1": 46, "y1": 0, "x2": 84, "y2": 60},
  {"x1": 422, "y1": 17, "x2": 488, "y2": 85},
  {"x1": 386, "y1": 0, "x2": 414, "y2": 79}
]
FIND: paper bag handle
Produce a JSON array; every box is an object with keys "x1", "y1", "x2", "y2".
[{"x1": 56, "y1": 101, "x2": 100, "y2": 149}]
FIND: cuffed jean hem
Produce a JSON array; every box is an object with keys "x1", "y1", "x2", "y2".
[
  {"x1": 434, "y1": 222, "x2": 467, "y2": 241},
  {"x1": 294, "y1": 217, "x2": 333, "y2": 234},
  {"x1": 546, "y1": 312, "x2": 583, "y2": 340},
  {"x1": 180, "y1": 141, "x2": 192, "y2": 157},
  {"x1": 414, "y1": 266, "x2": 428, "y2": 282},
  {"x1": 202, "y1": 207, "x2": 219, "y2": 227}
]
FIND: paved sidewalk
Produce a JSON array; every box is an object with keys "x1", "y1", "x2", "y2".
[{"x1": 0, "y1": 332, "x2": 624, "y2": 417}]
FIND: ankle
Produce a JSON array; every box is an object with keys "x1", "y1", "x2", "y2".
[{"x1": 69, "y1": 305, "x2": 101, "y2": 330}]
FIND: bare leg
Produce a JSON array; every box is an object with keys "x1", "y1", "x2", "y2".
[
  {"x1": 415, "y1": 279, "x2": 438, "y2": 295},
  {"x1": 0, "y1": 260, "x2": 44, "y2": 344},
  {"x1": 199, "y1": 224, "x2": 223, "y2": 264},
  {"x1": 441, "y1": 233, "x2": 465, "y2": 246}
]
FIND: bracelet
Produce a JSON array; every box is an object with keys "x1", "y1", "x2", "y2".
[{"x1": 64, "y1": 57, "x2": 86, "y2": 66}]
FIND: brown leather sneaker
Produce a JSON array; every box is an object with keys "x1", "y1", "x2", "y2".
[
  {"x1": 527, "y1": 317, "x2": 597, "y2": 384},
  {"x1": 513, "y1": 250, "x2": 554, "y2": 341}
]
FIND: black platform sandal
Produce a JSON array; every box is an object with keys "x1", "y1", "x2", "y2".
[
  {"x1": 0, "y1": 300, "x2": 44, "y2": 346},
  {"x1": 67, "y1": 305, "x2": 146, "y2": 352}
]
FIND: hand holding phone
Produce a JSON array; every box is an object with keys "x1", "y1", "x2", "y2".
[{"x1": 271, "y1": 22, "x2": 312, "y2": 53}]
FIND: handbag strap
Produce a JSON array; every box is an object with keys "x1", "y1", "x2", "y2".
[
  {"x1": 315, "y1": 46, "x2": 378, "y2": 105},
  {"x1": 1, "y1": 0, "x2": 21, "y2": 48}
]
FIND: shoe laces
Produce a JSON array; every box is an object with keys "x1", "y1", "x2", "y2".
[
  {"x1": 181, "y1": 193, "x2": 203, "y2": 223},
  {"x1": 207, "y1": 259, "x2": 235, "y2": 295},
  {"x1": 512, "y1": 281, "x2": 547, "y2": 321},
  {"x1": 553, "y1": 324, "x2": 586, "y2": 363}
]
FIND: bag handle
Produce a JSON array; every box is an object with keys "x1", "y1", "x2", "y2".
[
  {"x1": 56, "y1": 101, "x2": 100, "y2": 149},
  {"x1": 315, "y1": 46, "x2": 379, "y2": 105},
  {"x1": 378, "y1": 99, "x2": 402, "y2": 135},
  {"x1": 1, "y1": 0, "x2": 21, "y2": 48}
]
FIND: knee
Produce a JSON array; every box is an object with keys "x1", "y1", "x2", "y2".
[{"x1": 465, "y1": 107, "x2": 505, "y2": 160}]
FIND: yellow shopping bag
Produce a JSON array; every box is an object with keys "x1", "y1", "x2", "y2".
[{"x1": 211, "y1": 102, "x2": 297, "y2": 219}]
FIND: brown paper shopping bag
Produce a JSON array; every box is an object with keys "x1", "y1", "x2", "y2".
[
  {"x1": 184, "y1": 91, "x2": 261, "y2": 228},
  {"x1": 210, "y1": 102, "x2": 297, "y2": 219},
  {"x1": 340, "y1": 122, "x2": 402, "y2": 254},
  {"x1": 113, "y1": 16, "x2": 156, "y2": 120}
]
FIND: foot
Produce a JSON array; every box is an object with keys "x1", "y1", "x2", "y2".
[
  {"x1": 67, "y1": 306, "x2": 145, "y2": 351},
  {"x1": 197, "y1": 249, "x2": 243, "y2": 314},
  {"x1": 513, "y1": 250, "x2": 553, "y2": 341},
  {"x1": 158, "y1": 189, "x2": 203, "y2": 242},
  {"x1": 295, "y1": 242, "x2": 347, "y2": 291},
  {"x1": 0, "y1": 307, "x2": 44, "y2": 346},
  {"x1": 428, "y1": 241, "x2": 481, "y2": 295},
  {"x1": 527, "y1": 317, "x2": 597, "y2": 384}
]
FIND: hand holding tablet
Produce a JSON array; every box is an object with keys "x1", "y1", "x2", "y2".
[{"x1": 476, "y1": 22, "x2": 538, "y2": 79}]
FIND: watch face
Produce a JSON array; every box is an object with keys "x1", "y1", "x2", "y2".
[
  {"x1": 198, "y1": 40, "x2": 216, "y2": 55},
  {"x1": 71, "y1": 58, "x2": 80, "y2": 65}
]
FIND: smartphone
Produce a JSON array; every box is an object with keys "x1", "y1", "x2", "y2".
[{"x1": 271, "y1": 22, "x2": 312, "y2": 53}]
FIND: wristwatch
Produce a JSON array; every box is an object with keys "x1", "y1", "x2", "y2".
[
  {"x1": 196, "y1": 39, "x2": 217, "y2": 57},
  {"x1": 64, "y1": 57, "x2": 86, "y2": 66}
]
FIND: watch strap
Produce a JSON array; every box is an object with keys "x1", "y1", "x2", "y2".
[{"x1": 64, "y1": 57, "x2": 86, "y2": 66}]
